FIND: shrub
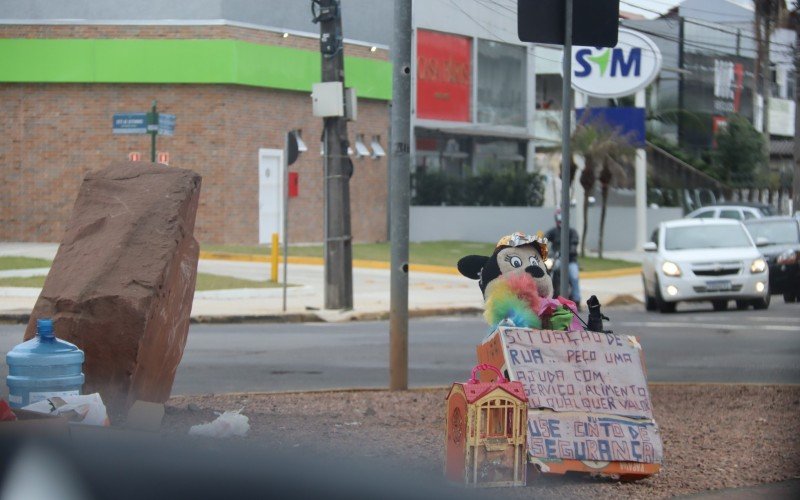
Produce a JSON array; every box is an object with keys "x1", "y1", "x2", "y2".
[{"x1": 412, "y1": 169, "x2": 545, "y2": 207}]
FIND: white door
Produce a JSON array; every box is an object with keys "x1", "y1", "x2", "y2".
[{"x1": 258, "y1": 148, "x2": 284, "y2": 244}]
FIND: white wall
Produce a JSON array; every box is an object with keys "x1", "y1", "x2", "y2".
[{"x1": 410, "y1": 206, "x2": 683, "y2": 251}]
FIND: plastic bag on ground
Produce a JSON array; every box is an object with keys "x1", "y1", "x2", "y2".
[
  {"x1": 189, "y1": 410, "x2": 249, "y2": 438},
  {"x1": 22, "y1": 393, "x2": 110, "y2": 426}
]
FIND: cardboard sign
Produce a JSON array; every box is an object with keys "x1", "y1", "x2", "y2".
[
  {"x1": 477, "y1": 327, "x2": 663, "y2": 475},
  {"x1": 528, "y1": 413, "x2": 662, "y2": 464},
  {"x1": 504, "y1": 328, "x2": 653, "y2": 419}
]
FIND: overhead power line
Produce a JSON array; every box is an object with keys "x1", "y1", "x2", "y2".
[{"x1": 620, "y1": 0, "x2": 796, "y2": 50}]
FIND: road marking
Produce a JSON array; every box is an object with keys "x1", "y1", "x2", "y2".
[
  {"x1": 616, "y1": 321, "x2": 799, "y2": 332},
  {"x1": 743, "y1": 316, "x2": 800, "y2": 324}
]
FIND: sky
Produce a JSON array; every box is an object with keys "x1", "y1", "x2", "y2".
[{"x1": 619, "y1": 0, "x2": 683, "y2": 19}]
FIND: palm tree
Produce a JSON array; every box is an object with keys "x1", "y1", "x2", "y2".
[
  {"x1": 597, "y1": 154, "x2": 631, "y2": 258},
  {"x1": 571, "y1": 122, "x2": 634, "y2": 258},
  {"x1": 572, "y1": 124, "x2": 598, "y2": 258}
]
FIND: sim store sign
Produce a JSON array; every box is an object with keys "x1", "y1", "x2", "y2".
[{"x1": 416, "y1": 29, "x2": 471, "y2": 122}]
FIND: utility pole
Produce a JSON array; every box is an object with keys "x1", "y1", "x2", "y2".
[
  {"x1": 313, "y1": 0, "x2": 353, "y2": 310},
  {"x1": 762, "y1": 1, "x2": 773, "y2": 173},
  {"x1": 389, "y1": 0, "x2": 412, "y2": 391},
  {"x1": 677, "y1": 16, "x2": 685, "y2": 148},
  {"x1": 794, "y1": 3, "x2": 800, "y2": 214}
]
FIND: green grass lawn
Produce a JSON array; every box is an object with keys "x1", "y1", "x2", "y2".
[
  {"x1": 204, "y1": 241, "x2": 495, "y2": 267},
  {"x1": 0, "y1": 256, "x2": 52, "y2": 271},
  {"x1": 0, "y1": 273, "x2": 285, "y2": 291},
  {"x1": 578, "y1": 256, "x2": 640, "y2": 273},
  {"x1": 204, "y1": 241, "x2": 639, "y2": 272}
]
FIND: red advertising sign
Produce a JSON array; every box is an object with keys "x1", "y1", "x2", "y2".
[
  {"x1": 416, "y1": 30, "x2": 471, "y2": 122},
  {"x1": 733, "y1": 62, "x2": 744, "y2": 113}
]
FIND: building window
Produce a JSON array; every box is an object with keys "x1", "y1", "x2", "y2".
[
  {"x1": 477, "y1": 40, "x2": 526, "y2": 126},
  {"x1": 536, "y1": 74, "x2": 563, "y2": 110}
]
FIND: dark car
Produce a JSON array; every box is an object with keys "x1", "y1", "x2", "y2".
[{"x1": 743, "y1": 217, "x2": 800, "y2": 303}]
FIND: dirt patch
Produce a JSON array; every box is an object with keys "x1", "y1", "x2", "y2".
[{"x1": 164, "y1": 384, "x2": 800, "y2": 498}]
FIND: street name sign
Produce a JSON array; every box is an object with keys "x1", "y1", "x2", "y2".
[
  {"x1": 113, "y1": 113, "x2": 148, "y2": 134},
  {"x1": 158, "y1": 114, "x2": 176, "y2": 136}
]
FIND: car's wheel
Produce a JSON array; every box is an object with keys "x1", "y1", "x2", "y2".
[
  {"x1": 735, "y1": 300, "x2": 749, "y2": 310},
  {"x1": 753, "y1": 293, "x2": 771, "y2": 310},
  {"x1": 643, "y1": 275, "x2": 657, "y2": 311},
  {"x1": 712, "y1": 300, "x2": 728, "y2": 311},
  {"x1": 654, "y1": 280, "x2": 676, "y2": 313},
  {"x1": 784, "y1": 293, "x2": 797, "y2": 303}
]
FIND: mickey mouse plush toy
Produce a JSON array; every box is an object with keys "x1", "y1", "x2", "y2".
[{"x1": 458, "y1": 232, "x2": 582, "y2": 332}]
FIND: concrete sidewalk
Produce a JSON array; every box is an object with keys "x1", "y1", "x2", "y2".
[{"x1": 0, "y1": 243, "x2": 644, "y2": 323}]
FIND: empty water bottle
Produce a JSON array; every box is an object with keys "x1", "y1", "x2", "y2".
[{"x1": 6, "y1": 318, "x2": 85, "y2": 409}]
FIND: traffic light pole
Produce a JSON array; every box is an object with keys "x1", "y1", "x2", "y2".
[
  {"x1": 559, "y1": 0, "x2": 574, "y2": 298},
  {"x1": 315, "y1": 0, "x2": 353, "y2": 310}
]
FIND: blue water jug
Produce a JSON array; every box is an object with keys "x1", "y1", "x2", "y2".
[{"x1": 6, "y1": 318, "x2": 85, "y2": 409}]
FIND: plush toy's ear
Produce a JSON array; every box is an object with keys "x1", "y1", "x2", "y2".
[{"x1": 457, "y1": 255, "x2": 489, "y2": 280}]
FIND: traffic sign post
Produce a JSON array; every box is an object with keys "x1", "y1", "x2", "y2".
[
  {"x1": 113, "y1": 101, "x2": 176, "y2": 164},
  {"x1": 517, "y1": 0, "x2": 621, "y2": 297},
  {"x1": 557, "y1": 0, "x2": 575, "y2": 300},
  {"x1": 147, "y1": 102, "x2": 158, "y2": 162}
]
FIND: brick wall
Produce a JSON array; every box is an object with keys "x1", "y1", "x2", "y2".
[{"x1": 0, "y1": 24, "x2": 389, "y2": 245}]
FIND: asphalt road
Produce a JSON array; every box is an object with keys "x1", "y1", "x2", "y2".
[{"x1": 0, "y1": 301, "x2": 798, "y2": 398}]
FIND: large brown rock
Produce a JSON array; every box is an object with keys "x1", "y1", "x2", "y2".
[{"x1": 24, "y1": 162, "x2": 202, "y2": 414}]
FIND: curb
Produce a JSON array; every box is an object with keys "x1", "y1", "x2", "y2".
[
  {"x1": 0, "y1": 307, "x2": 485, "y2": 325},
  {"x1": 199, "y1": 250, "x2": 463, "y2": 276},
  {"x1": 191, "y1": 306, "x2": 484, "y2": 324},
  {"x1": 199, "y1": 251, "x2": 642, "y2": 279},
  {"x1": 604, "y1": 293, "x2": 643, "y2": 306},
  {"x1": 0, "y1": 313, "x2": 32, "y2": 324},
  {"x1": 0, "y1": 298, "x2": 650, "y2": 325}
]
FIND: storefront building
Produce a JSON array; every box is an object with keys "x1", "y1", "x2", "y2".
[
  {"x1": 0, "y1": 2, "x2": 391, "y2": 245},
  {"x1": 410, "y1": 2, "x2": 542, "y2": 210}
]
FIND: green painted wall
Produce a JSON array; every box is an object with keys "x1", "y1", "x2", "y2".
[{"x1": 0, "y1": 38, "x2": 391, "y2": 100}]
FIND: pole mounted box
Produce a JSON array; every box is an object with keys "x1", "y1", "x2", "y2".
[
  {"x1": 311, "y1": 81, "x2": 344, "y2": 117},
  {"x1": 517, "y1": 0, "x2": 620, "y2": 47}
]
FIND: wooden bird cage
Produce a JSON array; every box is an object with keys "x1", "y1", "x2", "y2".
[{"x1": 444, "y1": 364, "x2": 528, "y2": 488}]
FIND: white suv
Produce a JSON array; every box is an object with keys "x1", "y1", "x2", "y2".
[{"x1": 642, "y1": 219, "x2": 770, "y2": 313}]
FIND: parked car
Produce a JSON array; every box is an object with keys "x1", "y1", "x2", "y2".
[
  {"x1": 743, "y1": 216, "x2": 800, "y2": 303},
  {"x1": 685, "y1": 202, "x2": 775, "y2": 221},
  {"x1": 642, "y1": 219, "x2": 769, "y2": 313}
]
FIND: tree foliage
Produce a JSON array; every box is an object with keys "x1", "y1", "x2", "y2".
[{"x1": 713, "y1": 114, "x2": 766, "y2": 187}]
